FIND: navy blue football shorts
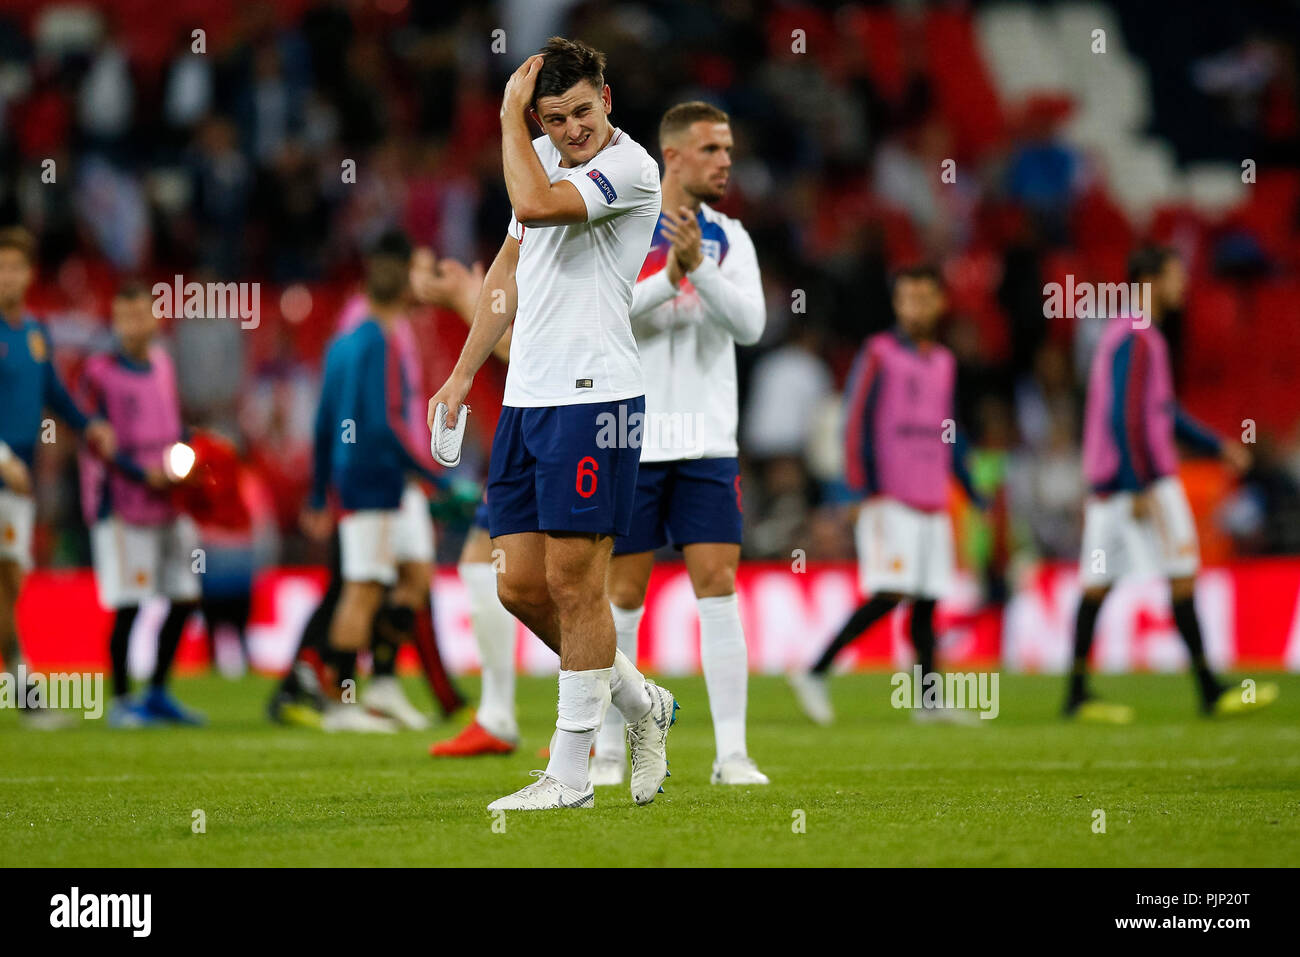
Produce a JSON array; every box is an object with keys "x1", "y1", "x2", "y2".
[
  {"x1": 487, "y1": 396, "x2": 645, "y2": 538},
  {"x1": 612, "y1": 456, "x2": 743, "y2": 555}
]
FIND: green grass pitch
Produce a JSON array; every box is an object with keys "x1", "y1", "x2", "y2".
[{"x1": 2, "y1": 673, "x2": 1297, "y2": 867}]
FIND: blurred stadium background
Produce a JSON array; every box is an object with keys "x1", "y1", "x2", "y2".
[{"x1": 4, "y1": 0, "x2": 1300, "y2": 678}]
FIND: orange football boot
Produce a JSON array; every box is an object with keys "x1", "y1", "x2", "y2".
[{"x1": 430, "y1": 720, "x2": 517, "y2": 757}]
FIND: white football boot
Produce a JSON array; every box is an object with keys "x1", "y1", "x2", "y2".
[
  {"x1": 626, "y1": 679, "x2": 678, "y2": 806},
  {"x1": 322, "y1": 703, "x2": 399, "y2": 733},
  {"x1": 588, "y1": 754, "x2": 626, "y2": 786},
  {"x1": 361, "y1": 676, "x2": 431, "y2": 730},
  {"x1": 487, "y1": 770, "x2": 594, "y2": 811},
  {"x1": 788, "y1": 671, "x2": 833, "y2": 726},
  {"x1": 711, "y1": 754, "x2": 770, "y2": 785}
]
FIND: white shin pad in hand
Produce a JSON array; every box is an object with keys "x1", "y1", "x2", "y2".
[{"x1": 431, "y1": 402, "x2": 469, "y2": 467}]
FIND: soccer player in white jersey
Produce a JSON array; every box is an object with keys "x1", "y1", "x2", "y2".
[
  {"x1": 597, "y1": 101, "x2": 769, "y2": 787},
  {"x1": 429, "y1": 38, "x2": 676, "y2": 810}
]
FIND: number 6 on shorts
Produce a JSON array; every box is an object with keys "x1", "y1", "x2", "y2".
[{"x1": 576, "y1": 456, "x2": 598, "y2": 498}]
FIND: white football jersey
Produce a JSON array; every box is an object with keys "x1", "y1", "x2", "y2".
[
  {"x1": 504, "y1": 128, "x2": 661, "y2": 407},
  {"x1": 628, "y1": 203, "x2": 765, "y2": 462}
]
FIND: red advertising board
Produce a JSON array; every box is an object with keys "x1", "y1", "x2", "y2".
[{"x1": 14, "y1": 560, "x2": 1300, "y2": 676}]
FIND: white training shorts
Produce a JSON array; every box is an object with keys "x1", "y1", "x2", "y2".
[
  {"x1": 91, "y1": 514, "x2": 203, "y2": 608},
  {"x1": 338, "y1": 482, "x2": 435, "y2": 585},
  {"x1": 854, "y1": 497, "x2": 955, "y2": 600},
  {"x1": 0, "y1": 489, "x2": 35, "y2": 570},
  {"x1": 1078, "y1": 475, "x2": 1200, "y2": 587}
]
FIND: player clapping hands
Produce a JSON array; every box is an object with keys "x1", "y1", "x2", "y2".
[{"x1": 660, "y1": 206, "x2": 704, "y2": 285}]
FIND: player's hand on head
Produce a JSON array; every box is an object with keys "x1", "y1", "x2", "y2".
[{"x1": 501, "y1": 54, "x2": 544, "y2": 122}]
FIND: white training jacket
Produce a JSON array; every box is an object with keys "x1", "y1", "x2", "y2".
[{"x1": 628, "y1": 202, "x2": 765, "y2": 462}]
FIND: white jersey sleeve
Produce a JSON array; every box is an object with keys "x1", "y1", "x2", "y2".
[
  {"x1": 686, "y1": 218, "x2": 765, "y2": 346},
  {"x1": 563, "y1": 140, "x2": 660, "y2": 224},
  {"x1": 629, "y1": 269, "x2": 680, "y2": 336}
]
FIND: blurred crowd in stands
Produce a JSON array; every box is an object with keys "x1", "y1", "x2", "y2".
[{"x1": 2, "y1": 0, "x2": 1300, "y2": 598}]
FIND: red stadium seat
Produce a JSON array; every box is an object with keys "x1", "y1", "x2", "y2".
[
  {"x1": 842, "y1": 7, "x2": 905, "y2": 104},
  {"x1": 923, "y1": 9, "x2": 1007, "y2": 160}
]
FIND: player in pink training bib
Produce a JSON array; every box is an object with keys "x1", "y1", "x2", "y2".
[
  {"x1": 1065, "y1": 246, "x2": 1274, "y2": 722},
  {"x1": 790, "y1": 264, "x2": 985, "y2": 727},
  {"x1": 78, "y1": 282, "x2": 203, "y2": 727}
]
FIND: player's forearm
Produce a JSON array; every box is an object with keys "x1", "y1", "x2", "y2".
[
  {"x1": 631, "y1": 271, "x2": 677, "y2": 318},
  {"x1": 629, "y1": 271, "x2": 680, "y2": 338},
  {"x1": 110, "y1": 451, "x2": 147, "y2": 484},
  {"x1": 1173, "y1": 405, "x2": 1223, "y2": 456},
  {"x1": 501, "y1": 117, "x2": 553, "y2": 224},
  {"x1": 491, "y1": 323, "x2": 513, "y2": 363},
  {"x1": 451, "y1": 238, "x2": 519, "y2": 377},
  {"x1": 452, "y1": 284, "x2": 515, "y2": 384},
  {"x1": 689, "y1": 260, "x2": 765, "y2": 345},
  {"x1": 44, "y1": 365, "x2": 92, "y2": 431}
]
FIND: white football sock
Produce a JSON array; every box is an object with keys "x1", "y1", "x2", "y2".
[
  {"x1": 459, "y1": 562, "x2": 517, "y2": 740},
  {"x1": 546, "y1": 668, "x2": 611, "y2": 791},
  {"x1": 698, "y1": 593, "x2": 749, "y2": 759},
  {"x1": 609, "y1": 645, "x2": 650, "y2": 724},
  {"x1": 596, "y1": 603, "x2": 643, "y2": 760}
]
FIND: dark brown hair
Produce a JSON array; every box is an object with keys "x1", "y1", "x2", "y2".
[
  {"x1": 659, "y1": 101, "x2": 730, "y2": 147},
  {"x1": 533, "y1": 37, "x2": 607, "y2": 109}
]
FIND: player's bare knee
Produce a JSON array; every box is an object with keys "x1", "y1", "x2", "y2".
[
  {"x1": 606, "y1": 560, "x2": 649, "y2": 608},
  {"x1": 607, "y1": 552, "x2": 652, "y2": 609},
  {"x1": 460, "y1": 527, "x2": 493, "y2": 565},
  {"x1": 691, "y1": 565, "x2": 737, "y2": 599},
  {"x1": 545, "y1": 574, "x2": 601, "y2": 619},
  {"x1": 497, "y1": 574, "x2": 549, "y2": 621},
  {"x1": 1083, "y1": 585, "x2": 1110, "y2": 604},
  {"x1": 544, "y1": 543, "x2": 605, "y2": 607},
  {"x1": 1169, "y1": 577, "x2": 1196, "y2": 602},
  {"x1": 608, "y1": 578, "x2": 647, "y2": 610}
]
